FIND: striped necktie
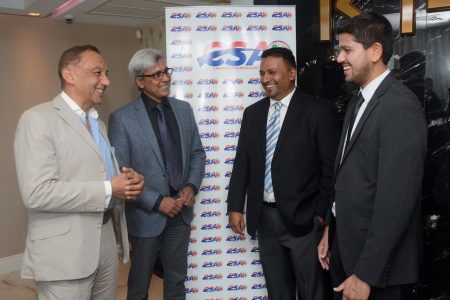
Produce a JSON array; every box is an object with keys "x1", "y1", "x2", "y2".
[{"x1": 264, "y1": 101, "x2": 283, "y2": 193}]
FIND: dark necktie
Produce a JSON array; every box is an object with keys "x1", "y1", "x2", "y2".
[
  {"x1": 156, "y1": 104, "x2": 183, "y2": 191},
  {"x1": 344, "y1": 93, "x2": 364, "y2": 152}
]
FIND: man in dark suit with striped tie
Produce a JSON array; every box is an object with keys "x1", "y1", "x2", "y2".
[{"x1": 227, "y1": 47, "x2": 338, "y2": 299}]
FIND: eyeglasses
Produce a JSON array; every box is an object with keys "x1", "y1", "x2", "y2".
[{"x1": 137, "y1": 68, "x2": 173, "y2": 80}]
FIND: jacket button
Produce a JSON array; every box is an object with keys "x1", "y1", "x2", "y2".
[{"x1": 100, "y1": 166, "x2": 105, "y2": 172}]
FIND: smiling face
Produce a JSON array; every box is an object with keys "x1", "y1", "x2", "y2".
[
  {"x1": 62, "y1": 50, "x2": 110, "y2": 111},
  {"x1": 136, "y1": 59, "x2": 171, "y2": 103},
  {"x1": 259, "y1": 55, "x2": 296, "y2": 101}
]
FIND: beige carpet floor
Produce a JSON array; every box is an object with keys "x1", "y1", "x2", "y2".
[{"x1": 0, "y1": 262, "x2": 163, "y2": 299}]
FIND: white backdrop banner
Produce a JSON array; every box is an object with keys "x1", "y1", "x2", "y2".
[{"x1": 165, "y1": 6, "x2": 296, "y2": 299}]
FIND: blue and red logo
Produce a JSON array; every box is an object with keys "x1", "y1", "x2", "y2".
[
  {"x1": 226, "y1": 247, "x2": 247, "y2": 254},
  {"x1": 251, "y1": 271, "x2": 264, "y2": 278},
  {"x1": 248, "y1": 77, "x2": 261, "y2": 84},
  {"x1": 172, "y1": 66, "x2": 193, "y2": 72},
  {"x1": 272, "y1": 11, "x2": 293, "y2": 18},
  {"x1": 172, "y1": 79, "x2": 193, "y2": 86},
  {"x1": 225, "y1": 158, "x2": 235, "y2": 165},
  {"x1": 222, "y1": 25, "x2": 242, "y2": 32},
  {"x1": 225, "y1": 171, "x2": 233, "y2": 177},
  {"x1": 202, "y1": 273, "x2": 223, "y2": 280},
  {"x1": 170, "y1": 12, "x2": 191, "y2": 19},
  {"x1": 248, "y1": 91, "x2": 265, "y2": 98},
  {"x1": 201, "y1": 223, "x2": 222, "y2": 230},
  {"x1": 185, "y1": 275, "x2": 198, "y2": 281},
  {"x1": 200, "y1": 185, "x2": 221, "y2": 192},
  {"x1": 185, "y1": 287, "x2": 198, "y2": 293},
  {"x1": 201, "y1": 210, "x2": 221, "y2": 217},
  {"x1": 202, "y1": 261, "x2": 222, "y2": 268},
  {"x1": 224, "y1": 132, "x2": 239, "y2": 138},
  {"x1": 221, "y1": 11, "x2": 242, "y2": 18},
  {"x1": 247, "y1": 25, "x2": 268, "y2": 31},
  {"x1": 223, "y1": 105, "x2": 245, "y2": 112},
  {"x1": 228, "y1": 285, "x2": 247, "y2": 291},
  {"x1": 203, "y1": 145, "x2": 220, "y2": 152},
  {"x1": 227, "y1": 260, "x2": 247, "y2": 266},
  {"x1": 226, "y1": 235, "x2": 246, "y2": 241},
  {"x1": 197, "y1": 41, "x2": 268, "y2": 67},
  {"x1": 189, "y1": 237, "x2": 197, "y2": 244},
  {"x1": 200, "y1": 132, "x2": 220, "y2": 139},
  {"x1": 198, "y1": 118, "x2": 219, "y2": 125},
  {"x1": 252, "y1": 283, "x2": 267, "y2": 290},
  {"x1": 223, "y1": 92, "x2": 244, "y2": 98},
  {"x1": 198, "y1": 105, "x2": 219, "y2": 112},
  {"x1": 202, "y1": 248, "x2": 222, "y2": 255},
  {"x1": 198, "y1": 92, "x2": 219, "y2": 99},
  {"x1": 197, "y1": 78, "x2": 218, "y2": 85},
  {"x1": 196, "y1": 12, "x2": 217, "y2": 18},
  {"x1": 187, "y1": 263, "x2": 198, "y2": 269},
  {"x1": 272, "y1": 25, "x2": 293, "y2": 31},
  {"x1": 171, "y1": 39, "x2": 192, "y2": 46},
  {"x1": 251, "y1": 246, "x2": 260, "y2": 253},
  {"x1": 187, "y1": 250, "x2": 197, "y2": 257},
  {"x1": 196, "y1": 25, "x2": 217, "y2": 32},
  {"x1": 227, "y1": 272, "x2": 247, "y2": 279},
  {"x1": 204, "y1": 172, "x2": 220, "y2": 178},
  {"x1": 171, "y1": 53, "x2": 192, "y2": 59},
  {"x1": 247, "y1": 11, "x2": 267, "y2": 18},
  {"x1": 203, "y1": 286, "x2": 223, "y2": 292},
  {"x1": 205, "y1": 158, "x2": 220, "y2": 165},
  {"x1": 251, "y1": 259, "x2": 263, "y2": 265},
  {"x1": 223, "y1": 78, "x2": 244, "y2": 85},
  {"x1": 200, "y1": 198, "x2": 221, "y2": 205},
  {"x1": 170, "y1": 26, "x2": 191, "y2": 32},
  {"x1": 224, "y1": 144, "x2": 238, "y2": 151},
  {"x1": 224, "y1": 118, "x2": 242, "y2": 125}
]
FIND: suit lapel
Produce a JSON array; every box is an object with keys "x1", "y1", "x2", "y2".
[
  {"x1": 133, "y1": 99, "x2": 165, "y2": 170},
  {"x1": 338, "y1": 73, "x2": 396, "y2": 168},
  {"x1": 273, "y1": 89, "x2": 303, "y2": 158},
  {"x1": 52, "y1": 96, "x2": 102, "y2": 161},
  {"x1": 257, "y1": 98, "x2": 271, "y2": 159},
  {"x1": 168, "y1": 98, "x2": 187, "y2": 174}
]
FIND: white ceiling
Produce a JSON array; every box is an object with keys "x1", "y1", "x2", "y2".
[{"x1": 0, "y1": 0, "x2": 231, "y2": 27}]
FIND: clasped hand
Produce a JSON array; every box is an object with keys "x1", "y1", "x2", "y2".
[{"x1": 111, "y1": 167, "x2": 144, "y2": 201}]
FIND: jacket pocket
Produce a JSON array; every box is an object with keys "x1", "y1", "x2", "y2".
[{"x1": 30, "y1": 220, "x2": 70, "y2": 240}]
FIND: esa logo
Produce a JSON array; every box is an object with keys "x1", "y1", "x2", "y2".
[
  {"x1": 198, "y1": 105, "x2": 219, "y2": 112},
  {"x1": 272, "y1": 25, "x2": 293, "y2": 31},
  {"x1": 226, "y1": 235, "x2": 246, "y2": 241},
  {"x1": 187, "y1": 263, "x2": 198, "y2": 269},
  {"x1": 197, "y1": 78, "x2": 218, "y2": 85},
  {"x1": 221, "y1": 11, "x2": 242, "y2": 18},
  {"x1": 188, "y1": 237, "x2": 197, "y2": 244},
  {"x1": 202, "y1": 248, "x2": 222, "y2": 255},
  {"x1": 202, "y1": 261, "x2": 222, "y2": 268},
  {"x1": 202, "y1": 273, "x2": 222, "y2": 280},
  {"x1": 202, "y1": 236, "x2": 222, "y2": 243},
  {"x1": 223, "y1": 92, "x2": 244, "y2": 98},
  {"x1": 185, "y1": 287, "x2": 198, "y2": 294},
  {"x1": 222, "y1": 25, "x2": 242, "y2": 32},
  {"x1": 170, "y1": 26, "x2": 191, "y2": 32},
  {"x1": 224, "y1": 144, "x2": 238, "y2": 151},
  {"x1": 196, "y1": 12, "x2": 217, "y2": 18},
  {"x1": 253, "y1": 296, "x2": 269, "y2": 300},
  {"x1": 248, "y1": 77, "x2": 261, "y2": 84},
  {"x1": 227, "y1": 272, "x2": 247, "y2": 279},
  {"x1": 171, "y1": 53, "x2": 192, "y2": 59},
  {"x1": 225, "y1": 158, "x2": 235, "y2": 165},
  {"x1": 247, "y1": 11, "x2": 267, "y2": 18},
  {"x1": 172, "y1": 79, "x2": 192, "y2": 86},
  {"x1": 251, "y1": 259, "x2": 263, "y2": 265},
  {"x1": 204, "y1": 172, "x2": 220, "y2": 178},
  {"x1": 247, "y1": 25, "x2": 268, "y2": 31},
  {"x1": 224, "y1": 118, "x2": 241, "y2": 125},
  {"x1": 187, "y1": 250, "x2": 197, "y2": 257},
  {"x1": 224, "y1": 132, "x2": 239, "y2": 138},
  {"x1": 203, "y1": 145, "x2": 220, "y2": 152},
  {"x1": 252, "y1": 283, "x2": 267, "y2": 290},
  {"x1": 228, "y1": 285, "x2": 247, "y2": 291},
  {"x1": 272, "y1": 11, "x2": 293, "y2": 18},
  {"x1": 251, "y1": 246, "x2": 260, "y2": 253},
  {"x1": 223, "y1": 105, "x2": 245, "y2": 112},
  {"x1": 198, "y1": 118, "x2": 219, "y2": 125},
  {"x1": 171, "y1": 39, "x2": 192, "y2": 46},
  {"x1": 172, "y1": 66, "x2": 192, "y2": 72},
  {"x1": 201, "y1": 223, "x2": 222, "y2": 230},
  {"x1": 196, "y1": 25, "x2": 217, "y2": 32},
  {"x1": 197, "y1": 41, "x2": 267, "y2": 67},
  {"x1": 227, "y1": 260, "x2": 247, "y2": 266},
  {"x1": 170, "y1": 12, "x2": 191, "y2": 19},
  {"x1": 249, "y1": 91, "x2": 265, "y2": 98},
  {"x1": 200, "y1": 185, "x2": 220, "y2": 192},
  {"x1": 226, "y1": 247, "x2": 247, "y2": 254},
  {"x1": 205, "y1": 158, "x2": 220, "y2": 165},
  {"x1": 200, "y1": 132, "x2": 219, "y2": 139},
  {"x1": 200, "y1": 198, "x2": 221, "y2": 205},
  {"x1": 203, "y1": 286, "x2": 223, "y2": 292},
  {"x1": 185, "y1": 275, "x2": 198, "y2": 281},
  {"x1": 251, "y1": 271, "x2": 264, "y2": 278},
  {"x1": 190, "y1": 224, "x2": 197, "y2": 231},
  {"x1": 225, "y1": 171, "x2": 233, "y2": 177},
  {"x1": 198, "y1": 92, "x2": 219, "y2": 99},
  {"x1": 223, "y1": 78, "x2": 244, "y2": 85},
  {"x1": 201, "y1": 210, "x2": 221, "y2": 217}
]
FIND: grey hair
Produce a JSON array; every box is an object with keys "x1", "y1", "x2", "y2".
[{"x1": 128, "y1": 48, "x2": 165, "y2": 77}]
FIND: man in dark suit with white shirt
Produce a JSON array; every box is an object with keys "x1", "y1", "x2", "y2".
[
  {"x1": 318, "y1": 12, "x2": 427, "y2": 300},
  {"x1": 227, "y1": 47, "x2": 338, "y2": 300}
]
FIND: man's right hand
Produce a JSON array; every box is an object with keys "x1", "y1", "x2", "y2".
[
  {"x1": 159, "y1": 197, "x2": 183, "y2": 218},
  {"x1": 318, "y1": 225, "x2": 330, "y2": 270},
  {"x1": 111, "y1": 167, "x2": 144, "y2": 201},
  {"x1": 229, "y1": 211, "x2": 246, "y2": 236}
]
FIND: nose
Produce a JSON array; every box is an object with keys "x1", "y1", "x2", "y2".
[
  {"x1": 336, "y1": 50, "x2": 345, "y2": 64},
  {"x1": 102, "y1": 73, "x2": 111, "y2": 86}
]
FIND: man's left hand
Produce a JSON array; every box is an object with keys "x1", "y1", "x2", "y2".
[
  {"x1": 177, "y1": 185, "x2": 195, "y2": 207},
  {"x1": 334, "y1": 274, "x2": 371, "y2": 300}
]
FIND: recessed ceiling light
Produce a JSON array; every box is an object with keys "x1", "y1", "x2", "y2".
[{"x1": 28, "y1": 12, "x2": 41, "y2": 17}]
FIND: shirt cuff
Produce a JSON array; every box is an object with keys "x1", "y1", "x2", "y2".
[
  {"x1": 104, "y1": 181, "x2": 112, "y2": 208},
  {"x1": 153, "y1": 195, "x2": 164, "y2": 212}
]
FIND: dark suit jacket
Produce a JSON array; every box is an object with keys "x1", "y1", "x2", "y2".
[
  {"x1": 333, "y1": 73, "x2": 427, "y2": 288},
  {"x1": 227, "y1": 88, "x2": 339, "y2": 236}
]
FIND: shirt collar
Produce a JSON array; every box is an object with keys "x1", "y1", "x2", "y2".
[
  {"x1": 141, "y1": 92, "x2": 170, "y2": 110},
  {"x1": 60, "y1": 91, "x2": 98, "y2": 119},
  {"x1": 361, "y1": 69, "x2": 390, "y2": 103},
  {"x1": 269, "y1": 86, "x2": 296, "y2": 108}
]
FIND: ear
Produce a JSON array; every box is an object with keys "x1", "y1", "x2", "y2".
[
  {"x1": 62, "y1": 67, "x2": 75, "y2": 85},
  {"x1": 289, "y1": 68, "x2": 297, "y2": 81},
  {"x1": 370, "y1": 42, "x2": 384, "y2": 63},
  {"x1": 135, "y1": 78, "x2": 144, "y2": 89}
]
